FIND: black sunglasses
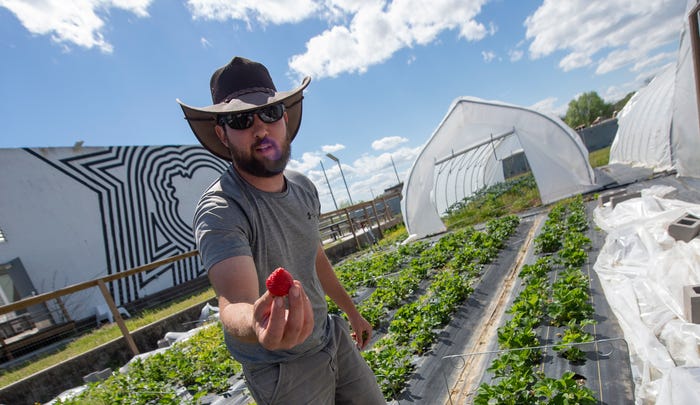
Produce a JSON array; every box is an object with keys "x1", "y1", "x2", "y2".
[{"x1": 218, "y1": 103, "x2": 286, "y2": 130}]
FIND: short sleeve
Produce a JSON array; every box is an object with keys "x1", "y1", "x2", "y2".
[{"x1": 193, "y1": 193, "x2": 253, "y2": 271}]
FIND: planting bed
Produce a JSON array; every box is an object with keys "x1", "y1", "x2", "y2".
[
  {"x1": 394, "y1": 215, "x2": 537, "y2": 403},
  {"x1": 396, "y1": 197, "x2": 635, "y2": 404}
]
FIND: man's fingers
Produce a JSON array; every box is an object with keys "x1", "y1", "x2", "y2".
[
  {"x1": 286, "y1": 281, "x2": 314, "y2": 343},
  {"x1": 257, "y1": 295, "x2": 286, "y2": 347},
  {"x1": 254, "y1": 280, "x2": 314, "y2": 351},
  {"x1": 253, "y1": 290, "x2": 274, "y2": 325},
  {"x1": 283, "y1": 284, "x2": 304, "y2": 341},
  {"x1": 300, "y1": 286, "x2": 314, "y2": 338},
  {"x1": 358, "y1": 328, "x2": 371, "y2": 349}
]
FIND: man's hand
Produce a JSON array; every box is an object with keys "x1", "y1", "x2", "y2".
[
  {"x1": 252, "y1": 280, "x2": 314, "y2": 351},
  {"x1": 348, "y1": 313, "x2": 373, "y2": 350}
]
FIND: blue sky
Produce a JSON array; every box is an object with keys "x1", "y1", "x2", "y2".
[{"x1": 0, "y1": 0, "x2": 688, "y2": 212}]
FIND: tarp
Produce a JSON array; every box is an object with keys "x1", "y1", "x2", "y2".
[
  {"x1": 401, "y1": 97, "x2": 596, "y2": 241},
  {"x1": 593, "y1": 186, "x2": 700, "y2": 404},
  {"x1": 610, "y1": 0, "x2": 700, "y2": 178}
]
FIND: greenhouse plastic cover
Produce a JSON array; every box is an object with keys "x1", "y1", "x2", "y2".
[
  {"x1": 593, "y1": 186, "x2": 700, "y2": 404},
  {"x1": 610, "y1": 0, "x2": 700, "y2": 178},
  {"x1": 401, "y1": 97, "x2": 596, "y2": 241},
  {"x1": 610, "y1": 65, "x2": 675, "y2": 172}
]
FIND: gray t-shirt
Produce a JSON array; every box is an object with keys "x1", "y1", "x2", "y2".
[{"x1": 193, "y1": 166, "x2": 329, "y2": 365}]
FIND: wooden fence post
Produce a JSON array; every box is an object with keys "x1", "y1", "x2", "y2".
[{"x1": 97, "y1": 280, "x2": 139, "y2": 356}]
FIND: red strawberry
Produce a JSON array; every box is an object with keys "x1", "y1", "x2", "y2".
[{"x1": 266, "y1": 267, "x2": 293, "y2": 296}]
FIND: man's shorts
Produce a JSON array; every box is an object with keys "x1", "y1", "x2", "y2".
[{"x1": 242, "y1": 314, "x2": 386, "y2": 404}]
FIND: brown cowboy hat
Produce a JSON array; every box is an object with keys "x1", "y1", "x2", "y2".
[{"x1": 177, "y1": 56, "x2": 311, "y2": 161}]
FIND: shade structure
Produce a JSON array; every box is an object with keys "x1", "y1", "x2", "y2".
[{"x1": 401, "y1": 97, "x2": 596, "y2": 242}]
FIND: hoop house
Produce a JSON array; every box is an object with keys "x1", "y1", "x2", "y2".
[
  {"x1": 611, "y1": 0, "x2": 700, "y2": 177},
  {"x1": 610, "y1": 65, "x2": 675, "y2": 171},
  {"x1": 401, "y1": 97, "x2": 596, "y2": 241}
]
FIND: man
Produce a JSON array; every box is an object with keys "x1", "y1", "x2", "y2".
[{"x1": 177, "y1": 56, "x2": 384, "y2": 404}]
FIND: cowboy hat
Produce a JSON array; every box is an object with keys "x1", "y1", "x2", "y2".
[{"x1": 177, "y1": 56, "x2": 311, "y2": 161}]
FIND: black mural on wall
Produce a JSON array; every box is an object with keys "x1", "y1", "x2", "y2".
[{"x1": 25, "y1": 146, "x2": 229, "y2": 305}]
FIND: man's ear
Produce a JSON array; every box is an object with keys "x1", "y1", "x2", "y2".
[{"x1": 215, "y1": 125, "x2": 228, "y2": 147}]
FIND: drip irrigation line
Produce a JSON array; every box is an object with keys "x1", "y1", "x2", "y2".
[
  {"x1": 441, "y1": 336, "x2": 626, "y2": 365},
  {"x1": 441, "y1": 337, "x2": 626, "y2": 405}
]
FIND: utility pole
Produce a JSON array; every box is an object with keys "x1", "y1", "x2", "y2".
[
  {"x1": 320, "y1": 160, "x2": 338, "y2": 211},
  {"x1": 326, "y1": 153, "x2": 353, "y2": 205}
]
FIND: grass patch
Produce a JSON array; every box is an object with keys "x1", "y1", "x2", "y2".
[
  {"x1": 589, "y1": 146, "x2": 611, "y2": 168},
  {"x1": 0, "y1": 288, "x2": 215, "y2": 388},
  {"x1": 443, "y1": 174, "x2": 541, "y2": 230},
  {"x1": 377, "y1": 224, "x2": 408, "y2": 247}
]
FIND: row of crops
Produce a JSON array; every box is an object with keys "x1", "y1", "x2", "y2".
[
  {"x1": 55, "y1": 213, "x2": 522, "y2": 403},
  {"x1": 337, "y1": 214, "x2": 521, "y2": 399},
  {"x1": 474, "y1": 196, "x2": 599, "y2": 404}
]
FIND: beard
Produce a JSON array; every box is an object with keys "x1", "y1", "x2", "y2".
[{"x1": 230, "y1": 136, "x2": 291, "y2": 178}]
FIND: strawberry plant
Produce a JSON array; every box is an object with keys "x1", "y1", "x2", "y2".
[
  {"x1": 534, "y1": 222, "x2": 563, "y2": 254},
  {"x1": 475, "y1": 369, "x2": 541, "y2": 405},
  {"x1": 533, "y1": 371, "x2": 596, "y2": 404},
  {"x1": 56, "y1": 324, "x2": 241, "y2": 404},
  {"x1": 362, "y1": 336, "x2": 414, "y2": 398},
  {"x1": 553, "y1": 319, "x2": 595, "y2": 363},
  {"x1": 548, "y1": 268, "x2": 594, "y2": 326}
]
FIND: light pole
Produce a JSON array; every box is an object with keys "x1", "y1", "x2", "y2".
[
  {"x1": 326, "y1": 153, "x2": 353, "y2": 206},
  {"x1": 390, "y1": 155, "x2": 401, "y2": 184},
  {"x1": 319, "y1": 160, "x2": 338, "y2": 211}
]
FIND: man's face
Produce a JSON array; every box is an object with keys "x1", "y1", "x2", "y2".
[{"x1": 217, "y1": 111, "x2": 291, "y2": 178}]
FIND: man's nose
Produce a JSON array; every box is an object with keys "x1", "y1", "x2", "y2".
[{"x1": 251, "y1": 115, "x2": 268, "y2": 139}]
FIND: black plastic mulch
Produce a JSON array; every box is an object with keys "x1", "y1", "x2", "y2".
[{"x1": 396, "y1": 217, "x2": 537, "y2": 403}]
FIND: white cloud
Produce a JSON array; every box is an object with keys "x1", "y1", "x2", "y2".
[
  {"x1": 508, "y1": 49, "x2": 523, "y2": 62},
  {"x1": 15, "y1": 0, "x2": 491, "y2": 78},
  {"x1": 0, "y1": 0, "x2": 153, "y2": 53},
  {"x1": 371, "y1": 136, "x2": 408, "y2": 151},
  {"x1": 529, "y1": 96, "x2": 567, "y2": 118},
  {"x1": 558, "y1": 51, "x2": 592, "y2": 72},
  {"x1": 287, "y1": 150, "x2": 326, "y2": 173},
  {"x1": 630, "y1": 51, "x2": 675, "y2": 73},
  {"x1": 603, "y1": 83, "x2": 635, "y2": 104},
  {"x1": 185, "y1": 0, "x2": 318, "y2": 25},
  {"x1": 289, "y1": 0, "x2": 491, "y2": 79},
  {"x1": 525, "y1": 0, "x2": 685, "y2": 75},
  {"x1": 481, "y1": 50, "x2": 496, "y2": 63},
  {"x1": 321, "y1": 144, "x2": 345, "y2": 153},
  {"x1": 200, "y1": 37, "x2": 212, "y2": 48},
  {"x1": 301, "y1": 143, "x2": 422, "y2": 212},
  {"x1": 339, "y1": 145, "x2": 420, "y2": 205}
]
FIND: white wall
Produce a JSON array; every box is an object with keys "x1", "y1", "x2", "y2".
[{"x1": 0, "y1": 145, "x2": 228, "y2": 320}]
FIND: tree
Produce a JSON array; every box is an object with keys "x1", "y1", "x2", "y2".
[
  {"x1": 564, "y1": 91, "x2": 613, "y2": 129},
  {"x1": 612, "y1": 91, "x2": 635, "y2": 115}
]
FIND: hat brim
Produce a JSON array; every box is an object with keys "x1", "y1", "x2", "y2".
[{"x1": 177, "y1": 76, "x2": 311, "y2": 161}]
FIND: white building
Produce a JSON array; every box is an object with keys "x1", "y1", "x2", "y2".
[{"x1": 0, "y1": 145, "x2": 227, "y2": 327}]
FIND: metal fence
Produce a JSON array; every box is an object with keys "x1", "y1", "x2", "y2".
[{"x1": 319, "y1": 190, "x2": 402, "y2": 249}]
